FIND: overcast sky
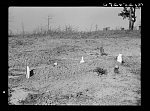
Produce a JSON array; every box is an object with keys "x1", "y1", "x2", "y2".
[{"x1": 9, "y1": 7, "x2": 141, "y2": 33}]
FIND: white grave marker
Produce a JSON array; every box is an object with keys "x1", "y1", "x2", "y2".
[
  {"x1": 80, "y1": 56, "x2": 85, "y2": 63},
  {"x1": 117, "y1": 54, "x2": 122, "y2": 63},
  {"x1": 26, "y1": 66, "x2": 30, "y2": 79}
]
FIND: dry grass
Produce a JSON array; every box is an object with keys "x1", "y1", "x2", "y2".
[{"x1": 8, "y1": 30, "x2": 141, "y2": 105}]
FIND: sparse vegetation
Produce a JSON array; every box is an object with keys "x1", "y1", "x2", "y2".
[
  {"x1": 8, "y1": 6, "x2": 141, "y2": 105},
  {"x1": 8, "y1": 24, "x2": 141, "y2": 39},
  {"x1": 8, "y1": 24, "x2": 141, "y2": 105}
]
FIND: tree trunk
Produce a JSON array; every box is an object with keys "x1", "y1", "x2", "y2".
[
  {"x1": 129, "y1": 8, "x2": 132, "y2": 30},
  {"x1": 131, "y1": 7, "x2": 136, "y2": 30},
  {"x1": 131, "y1": 20, "x2": 134, "y2": 30},
  {"x1": 129, "y1": 7, "x2": 136, "y2": 30},
  {"x1": 129, "y1": 19, "x2": 132, "y2": 30},
  {"x1": 129, "y1": 20, "x2": 135, "y2": 30}
]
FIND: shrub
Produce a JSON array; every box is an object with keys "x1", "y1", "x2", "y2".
[{"x1": 93, "y1": 67, "x2": 107, "y2": 76}]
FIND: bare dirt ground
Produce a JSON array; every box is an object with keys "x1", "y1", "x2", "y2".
[{"x1": 8, "y1": 34, "x2": 141, "y2": 105}]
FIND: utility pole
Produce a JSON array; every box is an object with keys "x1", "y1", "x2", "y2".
[
  {"x1": 95, "y1": 24, "x2": 98, "y2": 32},
  {"x1": 21, "y1": 21, "x2": 25, "y2": 37},
  {"x1": 48, "y1": 16, "x2": 52, "y2": 32}
]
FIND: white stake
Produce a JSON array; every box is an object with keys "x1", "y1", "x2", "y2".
[
  {"x1": 117, "y1": 54, "x2": 122, "y2": 63},
  {"x1": 54, "y1": 62, "x2": 57, "y2": 66},
  {"x1": 80, "y1": 56, "x2": 85, "y2": 63},
  {"x1": 26, "y1": 66, "x2": 30, "y2": 79}
]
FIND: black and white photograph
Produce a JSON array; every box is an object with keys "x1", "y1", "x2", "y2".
[{"x1": 8, "y1": 7, "x2": 141, "y2": 105}]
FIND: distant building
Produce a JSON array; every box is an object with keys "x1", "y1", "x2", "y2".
[{"x1": 103, "y1": 27, "x2": 110, "y2": 31}]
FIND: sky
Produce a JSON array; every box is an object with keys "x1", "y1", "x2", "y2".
[{"x1": 9, "y1": 7, "x2": 141, "y2": 34}]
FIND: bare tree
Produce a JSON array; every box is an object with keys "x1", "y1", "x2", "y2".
[{"x1": 118, "y1": 7, "x2": 141, "y2": 30}]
